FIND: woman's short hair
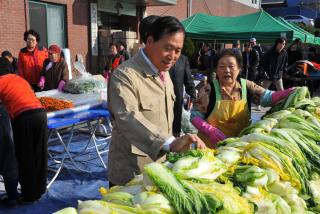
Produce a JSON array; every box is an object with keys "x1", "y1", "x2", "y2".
[
  {"x1": 0, "y1": 57, "x2": 13, "y2": 76},
  {"x1": 1, "y1": 50, "x2": 13, "y2": 58},
  {"x1": 109, "y1": 43, "x2": 117, "y2": 48},
  {"x1": 213, "y1": 49, "x2": 243, "y2": 69},
  {"x1": 24, "y1": 29, "x2": 41, "y2": 42},
  {"x1": 288, "y1": 38, "x2": 302, "y2": 51}
]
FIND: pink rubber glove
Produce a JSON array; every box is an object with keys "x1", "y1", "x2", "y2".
[
  {"x1": 271, "y1": 88, "x2": 295, "y2": 104},
  {"x1": 57, "y1": 80, "x2": 66, "y2": 92},
  {"x1": 103, "y1": 70, "x2": 110, "y2": 80},
  {"x1": 191, "y1": 116, "x2": 226, "y2": 145},
  {"x1": 38, "y1": 76, "x2": 45, "y2": 90}
]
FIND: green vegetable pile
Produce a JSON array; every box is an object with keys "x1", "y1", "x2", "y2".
[
  {"x1": 64, "y1": 78, "x2": 106, "y2": 94},
  {"x1": 54, "y1": 87, "x2": 320, "y2": 214}
]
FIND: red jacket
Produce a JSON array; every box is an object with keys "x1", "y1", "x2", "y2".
[
  {"x1": 0, "y1": 74, "x2": 43, "y2": 119},
  {"x1": 18, "y1": 46, "x2": 48, "y2": 85}
]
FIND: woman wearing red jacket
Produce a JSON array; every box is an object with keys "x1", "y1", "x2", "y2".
[
  {"x1": 18, "y1": 29, "x2": 48, "y2": 91},
  {"x1": 0, "y1": 58, "x2": 48, "y2": 203}
]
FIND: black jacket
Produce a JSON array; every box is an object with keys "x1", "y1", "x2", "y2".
[
  {"x1": 199, "y1": 49, "x2": 215, "y2": 71},
  {"x1": 119, "y1": 50, "x2": 130, "y2": 61},
  {"x1": 0, "y1": 105, "x2": 18, "y2": 180},
  {"x1": 253, "y1": 45, "x2": 264, "y2": 60},
  {"x1": 287, "y1": 49, "x2": 303, "y2": 66},
  {"x1": 262, "y1": 49, "x2": 288, "y2": 81},
  {"x1": 169, "y1": 55, "x2": 196, "y2": 134},
  {"x1": 242, "y1": 49, "x2": 259, "y2": 81}
]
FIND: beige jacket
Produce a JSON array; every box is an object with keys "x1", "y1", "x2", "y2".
[{"x1": 107, "y1": 50, "x2": 175, "y2": 185}]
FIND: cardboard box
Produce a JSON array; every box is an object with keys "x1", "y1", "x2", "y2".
[
  {"x1": 99, "y1": 36, "x2": 112, "y2": 45},
  {"x1": 98, "y1": 29, "x2": 112, "y2": 37},
  {"x1": 113, "y1": 31, "x2": 136, "y2": 39}
]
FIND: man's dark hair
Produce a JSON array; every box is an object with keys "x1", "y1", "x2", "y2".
[
  {"x1": 149, "y1": 16, "x2": 185, "y2": 43},
  {"x1": 213, "y1": 49, "x2": 243, "y2": 69},
  {"x1": 0, "y1": 57, "x2": 13, "y2": 76},
  {"x1": 24, "y1": 29, "x2": 41, "y2": 42},
  {"x1": 139, "y1": 15, "x2": 160, "y2": 44},
  {"x1": 1, "y1": 50, "x2": 13, "y2": 58}
]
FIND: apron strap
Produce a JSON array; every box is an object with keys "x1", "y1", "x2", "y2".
[
  {"x1": 240, "y1": 78, "x2": 247, "y2": 101},
  {"x1": 213, "y1": 79, "x2": 222, "y2": 101}
]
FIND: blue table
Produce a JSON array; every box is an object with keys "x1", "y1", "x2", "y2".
[{"x1": 47, "y1": 107, "x2": 111, "y2": 188}]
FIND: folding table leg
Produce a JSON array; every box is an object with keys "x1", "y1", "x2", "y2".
[
  {"x1": 47, "y1": 125, "x2": 91, "y2": 189},
  {"x1": 85, "y1": 120, "x2": 107, "y2": 168},
  {"x1": 55, "y1": 129, "x2": 90, "y2": 173},
  {"x1": 47, "y1": 128, "x2": 67, "y2": 189},
  {"x1": 47, "y1": 156, "x2": 65, "y2": 189}
]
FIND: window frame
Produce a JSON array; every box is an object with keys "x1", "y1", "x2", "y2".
[{"x1": 28, "y1": 0, "x2": 68, "y2": 48}]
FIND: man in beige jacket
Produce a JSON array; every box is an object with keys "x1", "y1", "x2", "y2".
[{"x1": 108, "y1": 16, "x2": 206, "y2": 186}]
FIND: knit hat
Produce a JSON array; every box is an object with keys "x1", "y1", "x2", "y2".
[
  {"x1": 250, "y1": 37, "x2": 256, "y2": 42},
  {"x1": 233, "y1": 40, "x2": 240, "y2": 45},
  {"x1": 48, "y1": 44, "x2": 61, "y2": 54}
]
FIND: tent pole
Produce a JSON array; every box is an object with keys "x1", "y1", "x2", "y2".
[{"x1": 188, "y1": 0, "x2": 192, "y2": 17}]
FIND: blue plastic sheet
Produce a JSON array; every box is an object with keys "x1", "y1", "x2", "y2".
[{"x1": 0, "y1": 133, "x2": 109, "y2": 214}]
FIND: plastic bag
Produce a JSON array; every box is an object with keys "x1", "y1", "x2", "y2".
[
  {"x1": 181, "y1": 108, "x2": 198, "y2": 134},
  {"x1": 64, "y1": 62, "x2": 106, "y2": 94}
]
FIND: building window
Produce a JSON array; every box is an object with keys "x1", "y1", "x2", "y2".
[
  {"x1": 28, "y1": 1, "x2": 67, "y2": 48},
  {"x1": 252, "y1": 0, "x2": 258, "y2": 4}
]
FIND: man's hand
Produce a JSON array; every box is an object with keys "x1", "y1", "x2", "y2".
[{"x1": 170, "y1": 133, "x2": 206, "y2": 152}]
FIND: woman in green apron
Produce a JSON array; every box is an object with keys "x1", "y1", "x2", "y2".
[{"x1": 191, "y1": 49, "x2": 294, "y2": 148}]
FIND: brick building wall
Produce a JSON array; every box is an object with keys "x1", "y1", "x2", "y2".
[
  {"x1": 0, "y1": 0, "x2": 92, "y2": 72},
  {"x1": 0, "y1": 0, "x2": 27, "y2": 57},
  {"x1": 146, "y1": 0, "x2": 259, "y2": 20}
]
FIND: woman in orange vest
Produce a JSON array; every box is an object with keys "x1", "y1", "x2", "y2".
[
  {"x1": 18, "y1": 29, "x2": 48, "y2": 91},
  {"x1": 103, "y1": 43, "x2": 124, "y2": 80},
  {"x1": 191, "y1": 49, "x2": 294, "y2": 148}
]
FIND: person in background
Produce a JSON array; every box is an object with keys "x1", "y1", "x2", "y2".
[
  {"x1": 250, "y1": 37, "x2": 264, "y2": 82},
  {"x1": 287, "y1": 38, "x2": 303, "y2": 67},
  {"x1": 191, "y1": 49, "x2": 294, "y2": 148},
  {"x1": 232, "y1": 40, "x2": 242, "y2": 57},
  {"x1": 250, "y1": 37, "x2": 264, "y2": 62},
  {"x1": 198, "y1": 42, "x2": 215, "y2": 81},
  {"x1": 1, "y1": 51, "x2": 18, "y2": 74},
  {"x1": 169, "y1": 54, "x2": 197, "y2": 137},
  {"x1": 108, "y1": 16, "x2": 206, "y2": 186},
  {"x1": 18, "y1": 29, "x2": 48, "y2": 91},
  {"x1": 0, "y1": 104, "x2": 18, "y2": 207},
  {"x1": 103, "y1": 43, "x2": 124, "y2": 81},
  {"x1": 116, "y1": 41, "x2": 130, "y2": 61},
  {"x1": 261, "y1": 37, "x2": 288, "y2": 91},
  {"x1": 0, "y1": 58, "x2": 48, "y2": 204},
  {"x1": 38, "y1": 44, "x2": 69, "y2": 91},
  {"x1": 242, "y1": 42, "x2": 259, "y2": 82}
]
